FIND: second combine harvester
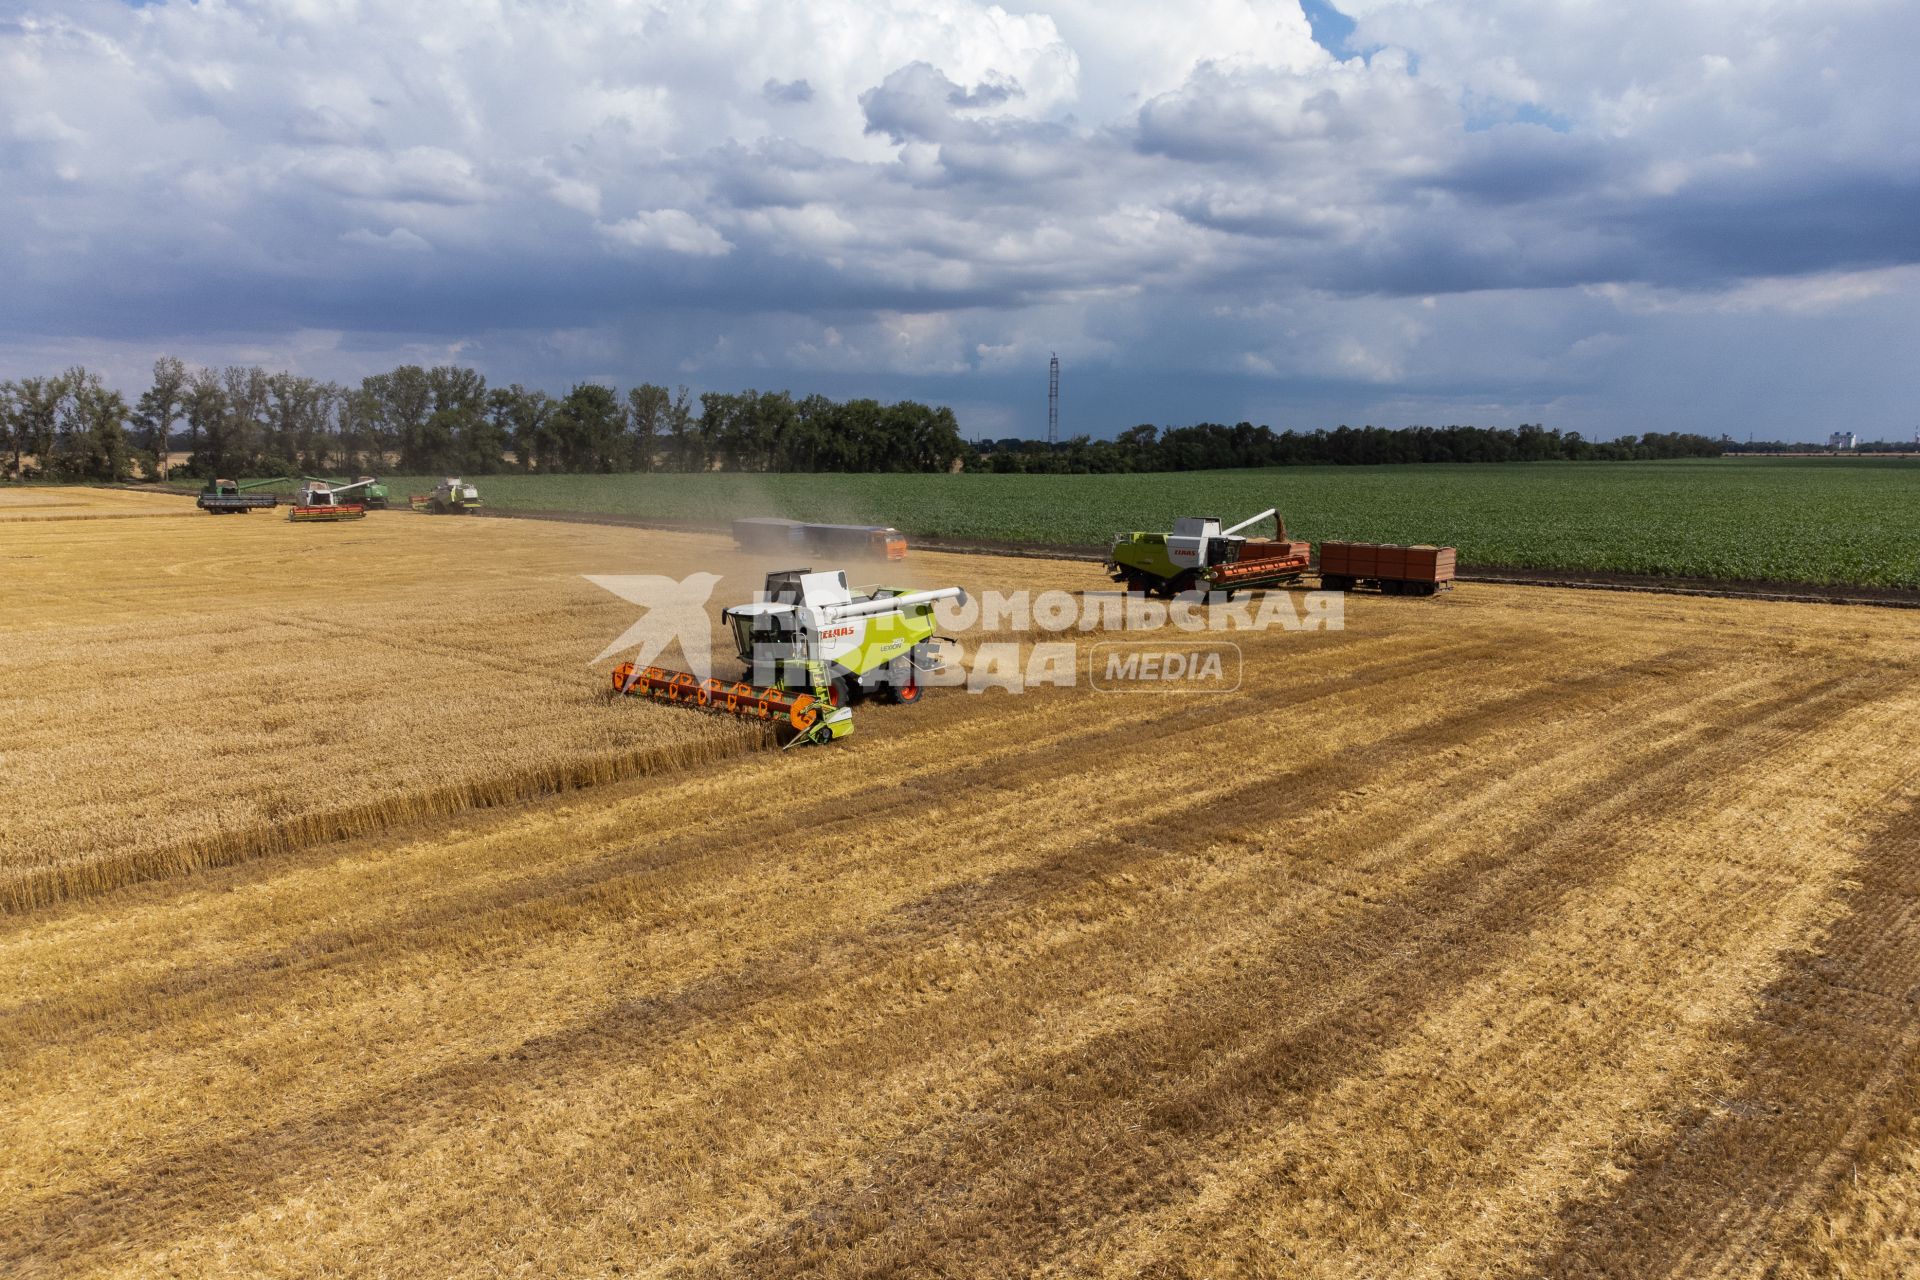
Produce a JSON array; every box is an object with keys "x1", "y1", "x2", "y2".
[
  {"x1": 1108, "y1": 507, "x2": 1311, "y2": 596},
  {"x1": 1109, "y1": 505, "x2": 1456, "y2": 596},
  {"x1": 613, "y1": 568, "x2": 962, "y2": 747}
]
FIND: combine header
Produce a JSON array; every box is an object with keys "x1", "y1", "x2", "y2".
[
  {"x1": 1108, "y1": 508, "x2": 1310, "y2": 596},
  {"x1": 289, "y1": 477, "x2": 374, "y2": 522},
  {"x1": 196, "y1": 477, "x2": 287, "y2": 514},
  {"x1": 410, "y1": 478, "x2": 481, "y2": 514},
  {"x1": 613, "y1": 568, "x2": 963, "y2": 746}
]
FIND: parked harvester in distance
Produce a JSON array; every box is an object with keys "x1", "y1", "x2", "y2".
[
  {"x1": 196, "y1": 477, "x2": 287, "y2": 514},
  {"x1": 1108, "y1": 507, "x2": 1311, "y2": 597},
  {"x1": 411, "y1": 478, "x2": 481, "y2": 514},
  {"x1": 733, "y1": 517, "x2": 907, "y2": 561},
  {"x1": 612, "y1": 567, "x2": 963, "y2": 746},
  {"x1": 1318, "y1": 542, "x2": 1456, "y2": 596},
  {"x1": 289, "y1": 477, "x2": 374, "y2": 522}
]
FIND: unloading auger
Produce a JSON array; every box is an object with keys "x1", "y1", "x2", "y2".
[{"x1": 611, "y1": 568, "x2": 965, "y2": 747}]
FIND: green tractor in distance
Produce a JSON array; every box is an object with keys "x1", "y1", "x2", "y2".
[
  {"x1": 1108, "y1": 507, "x2": 1311, "y2": 597},
  {"x1": 196, "y1": 476, "x2": 290, "y2": 513}
]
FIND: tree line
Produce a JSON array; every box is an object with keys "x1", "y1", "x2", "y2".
[
  {"x1": 4, "y1": 357, "x2": 1742, "y2": 484},
  {"x1": 973, "y1": 422, "x2": 1726, "y2": 473},
  {"x1": 1723, "y1": 439, "x2": 1920, "y2": 455},
  {"x1": 0, "y1": 358, "x2": 968, "y2": 480}
]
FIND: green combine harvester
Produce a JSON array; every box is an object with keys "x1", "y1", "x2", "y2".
[
  {"x1": 1108, "y1": 507, "x2": 1311, "y2": 596},
  {"x1": 351, "y1": 475, "x2": 391, "y2": 509},
  {"x1": 612, "y1": 568, "x2": 964, "y2": 746},
  {"x1": 196, "y1": 477, "x2": 288, "y2": 513},
  {"x1": 410, "y1": 477, "x2": 481, "y2": 514}
]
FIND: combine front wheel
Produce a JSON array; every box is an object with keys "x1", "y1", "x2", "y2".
[{"x1": 884, "y1": 661, "x2": 923, "y2": 705}]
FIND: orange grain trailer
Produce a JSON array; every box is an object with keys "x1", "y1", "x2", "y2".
[{"x1": 1318, "y1": 542, "x2": 1456, "y2": 596}]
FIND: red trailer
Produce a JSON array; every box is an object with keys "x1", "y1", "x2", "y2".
[{"x1": 1318, "y1": 542, "x2": 1456, "y2": 596}]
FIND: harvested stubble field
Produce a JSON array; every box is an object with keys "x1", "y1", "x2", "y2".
[
  {"x1": 4, "y1": 499, "x2": 1920, "y2": 1278},
  {"x1": 0, "y1": 486, "x2": 201, "y2": 523}
]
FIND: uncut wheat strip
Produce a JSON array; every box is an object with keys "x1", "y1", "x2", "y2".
[
  {"x1": 0, "y1": 510, "x2": 200, "y2": 523},
  {"x1": 0, "y1": 621, "x2": 1635, "y2": 1274},
  {"x1": 1086, "y1": 679, "x2": 1920, "y2": 1280},
  {"x1": 0, "y1": 518, "x2": 1052, "y2": 890},
  {"x1": 0, "y1": 602, "x2": 749, "y2": 904},
  {"x1": 67, "y1": 660, "x2": 1797, "y2": 1274}
]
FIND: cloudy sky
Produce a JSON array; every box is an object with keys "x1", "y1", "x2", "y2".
[{"x1": 4, "y1": 0, "x2": 1917, "y2": 441}]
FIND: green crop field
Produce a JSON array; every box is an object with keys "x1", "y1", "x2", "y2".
[{"x1": 214, "y1": 457, "x2": 1920, "y2": 588}]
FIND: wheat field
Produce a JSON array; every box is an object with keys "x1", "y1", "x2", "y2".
[
  {"x1": 3, "y1": 500, "x2": 1918, "y2": 1278},
  {"x1": 0, "y1": 486, "x2": 201, "y2": 522},
  {"x1": 0, "y1": 507, "x2": 777, "y2": 910}
]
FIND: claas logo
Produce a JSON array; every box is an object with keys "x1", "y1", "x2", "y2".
[{"x1": 822, "y1": 625, "x2": 858, "y2": 639}]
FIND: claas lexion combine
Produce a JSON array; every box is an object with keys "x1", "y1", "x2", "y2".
[
  {"x1": 1108, "y1": 507, "x2": 1311, "y2": 596},
  {"x1": 411, "y1": 478, "x2": 481, "y2": 514},
  {"x1": 612, "y1": 568, "x2": 963, "y2": 748},
  {"x1": 1111, "y1": 505, "x2": 1457, "y2": 596},
  {"x1": 289, "y1": 477, "x2": 379, "y2": 522},
  {"x1": 200, "y1": 475, "x2": 390, "y2": 520}
]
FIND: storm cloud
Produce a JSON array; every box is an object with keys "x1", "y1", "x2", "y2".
[{"x1": 3, "y1": 0, "x2": 1916, "y2": 439}]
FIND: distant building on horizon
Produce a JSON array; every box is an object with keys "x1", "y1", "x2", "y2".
[{"x1": 1828, "y1": 431, "x2": 1857, "y2": 450}]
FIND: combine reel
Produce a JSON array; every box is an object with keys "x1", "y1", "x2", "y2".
[{"x1": 611, "y1": 662, "x2": 848, "y2": 747}]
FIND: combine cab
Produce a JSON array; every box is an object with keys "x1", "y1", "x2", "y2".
[
  {"x1": 1109, "y1": 507, "x2": 1310, "y2": 597},
  {"x1": 613, "y1": 568, "x2": 963, "y2": 747},
  {"x1": 411, "y1": 477, "x2": 481, "y2": 514},
  {"x1": 196, "y1": 478, "x2": 284, "y2": 514},
  {"x1": 289, "y1": 478, "x2": 371, "y2": 523}
]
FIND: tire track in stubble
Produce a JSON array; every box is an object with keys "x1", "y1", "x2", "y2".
[
  {"x1": 0, "y1": 648, "x2": 1749, "y2": 1274},
  {"x1": 0, "y1": 629, "x2": 1600, "y2": 1054},
  {"x1": 1522, "y1": 796, "x2": 1920, "y2": 1280},
  {"x1": 719, "y1": 671, "x2": 1888, "y2": 1277}
]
